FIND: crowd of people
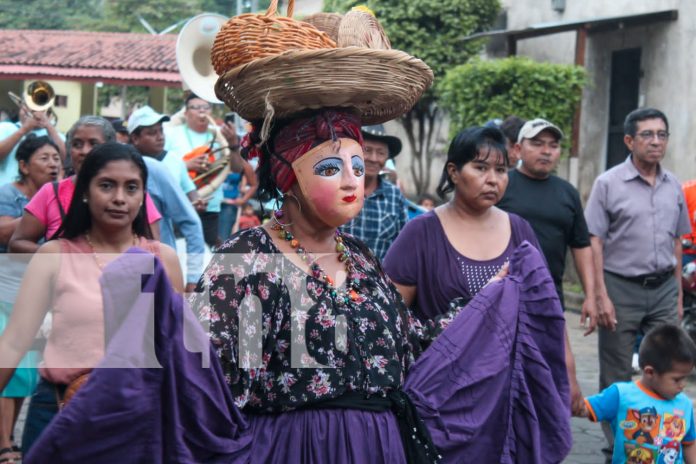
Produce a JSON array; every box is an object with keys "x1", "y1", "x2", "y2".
[{"x1": 0, "y1": 7, "x2": 694, "y2": 464}]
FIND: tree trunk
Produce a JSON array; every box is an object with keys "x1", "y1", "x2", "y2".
[{"x1": 399, "y1": 99, "x2": 442, "y2": 196}]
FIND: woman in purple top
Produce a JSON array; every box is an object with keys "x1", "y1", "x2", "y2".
[{"x1": 384, "y1": 126, "x2": 541, "y2": 319}]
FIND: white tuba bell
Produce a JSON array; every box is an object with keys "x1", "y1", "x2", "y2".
[
  {"x1": 176, "y1": 13, "x2": 227, "y2": 104},
  {"x1": 176, "y1": 13, "x2": 233, "y2": 200}
]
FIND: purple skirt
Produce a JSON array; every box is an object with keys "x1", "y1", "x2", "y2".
[
  {"x1": 247, "y1": 409, "x2": 405, "y2": 463},
  {"x1": 26, "y1": 243, "x2": 570, "y2": 464}
]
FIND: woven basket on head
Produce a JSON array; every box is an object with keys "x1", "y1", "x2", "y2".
[
  {"x1": 302, "y1": 12, "x2": 343, "y2": 43},
  {"x1": 211, "y1": 0, "x2": 336, "y2": 76},
  {"x1": 215, "y1": 47, "x2": 433, "y2": 127},
  {"x1": 337, "y1": 9, "x2": 390, "y2": 49}
]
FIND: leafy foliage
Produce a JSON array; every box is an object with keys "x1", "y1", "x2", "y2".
[
  {"x1": 0, "y1": 0, "x2": 270, "y2": 33},
  {"x1": 439, "y1": 57, "x2": 587, "y2": 149},
  {"x1": 0, "y1": 0, "x2": 103, "y2": 30},
  {"x1": 323, "y1": 0, "x2": 501, "y2": 194},
  {"x1": 324, "y1": 0, "x2": 498, "y2": 80}
]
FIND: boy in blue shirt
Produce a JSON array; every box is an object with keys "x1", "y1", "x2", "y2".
[{"x1": 579, "y1": 324, "x2": 696, "y2": 463}]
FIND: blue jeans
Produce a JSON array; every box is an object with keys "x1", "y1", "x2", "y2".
[
  {"x1": 21, "y1": 378, "x2": 62, "y2": 455},
  {"x1": 219, "y1": 203, "x2": 238, "y2": 242}
]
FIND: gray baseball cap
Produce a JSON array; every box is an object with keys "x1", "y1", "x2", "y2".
[{"x1": 516, "y1": 118, "x2": 563, "y2": 143}]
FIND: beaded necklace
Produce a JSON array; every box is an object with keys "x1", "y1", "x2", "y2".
[{"x1": 271, "y1": 210, "x2": 359, "y2": 305}]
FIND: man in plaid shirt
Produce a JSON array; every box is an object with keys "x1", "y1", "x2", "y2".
[{"x1": 342, "y1": 125, "x2": 409, "y2": 260}]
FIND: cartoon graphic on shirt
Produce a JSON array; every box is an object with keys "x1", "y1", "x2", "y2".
[
  {"x1": 626, "y1": 446, "x2": 656, "y2": 464},
  {"x1": 661, "y1": 413, "x2": 687, "y2": 441},
  {"x1": 623, "y1": 407, "x2": 661, "y2": 445},
  {"x1": 656, "y1": 440, "x2": 680, "y2": 464}
]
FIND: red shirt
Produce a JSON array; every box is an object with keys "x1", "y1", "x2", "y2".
[{"x1": 682, "y1": 180, "x2": 696, "y2": 254}]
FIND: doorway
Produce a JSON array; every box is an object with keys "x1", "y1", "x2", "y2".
[{"x1": 606, "y1": 48, "x2": 641, "y2": 170}]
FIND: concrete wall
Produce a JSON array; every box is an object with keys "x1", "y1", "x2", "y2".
[{"x1": 502, "y1": 0, "x2": 693, "y2": 199}]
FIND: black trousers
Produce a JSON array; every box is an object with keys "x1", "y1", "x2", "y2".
[{"x1": 199, "y1": 211, "x2": 220, "y2": 248}]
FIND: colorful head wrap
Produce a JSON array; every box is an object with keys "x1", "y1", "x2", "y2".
[{"x1": 242, "y1": 110, "x2": 363, "y2": 193}]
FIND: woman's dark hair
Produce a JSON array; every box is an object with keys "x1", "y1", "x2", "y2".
[
  {"x1": 53, "y1": 142, "x2": 152, "y2": 240},
  {"x1": 436, "y1": 126, "x2": 508, "y2": 199},
  {"x1": 249, "y1": 118, "x2": 284, "y2": 203},
  {"x1": 14, "y1": 134, "x2": 60, "y2": 180}
]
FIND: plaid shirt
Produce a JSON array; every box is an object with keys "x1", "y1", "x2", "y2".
[{"x1": 342, "y1": 179, "x2": 409, "y2": 260}]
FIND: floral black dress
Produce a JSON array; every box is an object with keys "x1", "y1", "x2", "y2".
[{"x1": 192, "y1": 227, "x2": 450, "y2": 415}]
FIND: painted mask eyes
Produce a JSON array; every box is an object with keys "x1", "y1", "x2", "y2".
[
  {"x1": 352, "y1": 156, "x2": 365, "y2": 177},
  {"x1": 313, "y1": 157, "x2": 342, "y2": 177}
]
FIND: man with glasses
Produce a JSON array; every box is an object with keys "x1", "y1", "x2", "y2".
[
  {"x1": 584, "y1": 107, "x2": 690, "y2": 460},
  {"x1": 165, "y1": 94, "x2": 235, "y2": 249}
]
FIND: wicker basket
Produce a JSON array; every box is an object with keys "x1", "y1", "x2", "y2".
[
  {"x1": 215, "y1": 47, "x2": 433, "y2": 127},
  {"x1": 211, "y1": 0, "x2": 336, "y2": 76},
  {"x1": 302, "y1": 12, "x2": 343, "y2": 43},
  {"x1": 337, "y1": 9, "x2": 390, "y2": 49}
]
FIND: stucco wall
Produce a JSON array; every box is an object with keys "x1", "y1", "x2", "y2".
[{"x1": 502, "y1": 0, "x2": 693, "y2": 199}]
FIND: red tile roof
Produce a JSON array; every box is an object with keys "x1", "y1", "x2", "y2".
[{"x1": 0, "y1": 29, "x2": 182, "y2": 86}]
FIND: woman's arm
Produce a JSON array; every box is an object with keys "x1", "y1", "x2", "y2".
[
  {"x1": 0, "y1": 240, "x2": 59, "y2": 390},
  {"x1": 159, "y1": 243, "x2": 184, "y2": 294},
  {"x1": 392, "y1": 282, "x2": 416, "y2": 308},
  {"x1": 237, "y1": 162, "x2": 258, "y2": 204},
  {"x1": 0, "y1": 216, "x2": 20, "y2": 245},
  {"x1": 8, "y1": 211, "x2": 45, "y2": 253}
]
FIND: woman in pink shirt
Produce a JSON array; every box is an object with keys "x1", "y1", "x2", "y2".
[
  {"x1": 0, "y1": 142, "x2": 183, "y2": 456},
  {"x1": 8, "y1": 116, "x2": 161, "y2": 253}
]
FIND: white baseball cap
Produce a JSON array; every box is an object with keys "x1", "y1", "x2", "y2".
[
  {"x1": 517, "y1": 118, "x2": 564, "y2": 143},
  {"x1": 127, "y1": 106, "x2": 170, "y2": 134}
]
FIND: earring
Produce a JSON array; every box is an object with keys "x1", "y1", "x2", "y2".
[
  {"x1": 82, "y1": 197, "x2": 88, "y2": 203},
  {"x1": 271, "y1": 193, "x2": 302, "y2": 228}
]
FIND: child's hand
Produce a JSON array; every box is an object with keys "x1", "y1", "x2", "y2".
[{"x1": 572, "y1": 401, "x2": 589, "y2": 418}]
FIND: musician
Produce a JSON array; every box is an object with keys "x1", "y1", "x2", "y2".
[
  {"x1": 165, "y1": 93, "x2": 243, "y2": 248},
  {"x1": 0, "y1": 105, "x2": 65, "y2": 187}
]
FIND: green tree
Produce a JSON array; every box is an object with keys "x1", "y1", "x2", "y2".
[
  {"x1": 439, "y1": 57, "x2": 587, "y2": 151},
  {"x1": 0, "y1": 0, "x2": 105, "y2": 30},
  {"x1": 325, "y1": 0, "x2": 500, "y2": 194}
]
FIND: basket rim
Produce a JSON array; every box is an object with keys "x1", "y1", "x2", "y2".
[{"x1": 215, "y1": 47, "x2": 433, "y2": 124}]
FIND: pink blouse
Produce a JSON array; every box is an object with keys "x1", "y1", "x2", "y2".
[
  {"x1": 40, "y1": 236, "x2": 160, "y2": 385},
  {"x1": 25, "y1": 177, "x2": 161, "y2": 239}
]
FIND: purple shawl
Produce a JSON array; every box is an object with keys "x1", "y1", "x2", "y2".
[
  {"x1": 404, "y1": 241, "x2": 572, "y2": 463},
  {"x1": 26, "y1": 242, "x2": 570, "y2": 463}
]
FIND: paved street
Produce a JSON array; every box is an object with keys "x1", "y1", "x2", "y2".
[{"x1": 564, "y1": 311, "x2": 608, "y2": 463}]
